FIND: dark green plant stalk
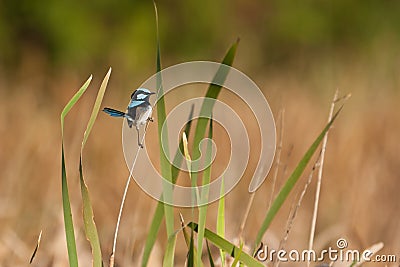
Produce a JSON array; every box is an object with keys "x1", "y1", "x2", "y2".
[
  {"x1": 197, "y1": 118, "x2": 213, "y2": 266},
  {"x1": 206, "y1": 241, "x2": 215, "y2": 267},
  {"x1": 188, "y1": 228, "x2": 195, "y2": 267}
]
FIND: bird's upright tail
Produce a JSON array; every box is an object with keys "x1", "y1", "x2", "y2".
[{"x1": 102, "y1": 107, "x2": 126, "y2": 117}]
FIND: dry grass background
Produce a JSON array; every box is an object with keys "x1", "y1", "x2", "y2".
[{"x1": 0, "y1": 47, "x2": 399, "y2": 267}]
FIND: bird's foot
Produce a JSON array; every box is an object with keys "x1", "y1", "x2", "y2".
[
  {"x1": 147, "y1": 117, "x2": 154, "y2": 122},
  {"x1": 138, "y1": 143, "x2": 144, "y2": 149}
]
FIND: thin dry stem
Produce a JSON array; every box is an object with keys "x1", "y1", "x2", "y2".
[
  {"x1": 29, "y1": 230, "x2": 42, "y2": 264},
  {"x1": 353, "y1": 242, "x2": 384, "y2": 267},
  {"x1": 238, "y1": 109, "x2": 285, "y2": 240},
  {"x1": 110, "y1": 119, "x2": 153, "y2": 267},
  {"x1": 109, "y1": 146, "x2": 140, "y2": 267},
  {"x1": 238, "y1": 192, "x2": 255, "y2": 240},
  {"x1": 307, "y1": 90, "x2": 339, "y2": 267},
  {"x1": 275, "y1": 155, "x2": 321, "y2": 267}
]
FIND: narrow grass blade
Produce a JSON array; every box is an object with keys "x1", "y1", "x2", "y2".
[
  {"x1": 192, "y1": 40, "x2": 238, "y2": 164},
  {"x1": 197, "y1": 118, "x2": 214, "y2": 266},
  {"x1": 61, "y1": 75, "x2": 92, "y2": 267},
  {"x1": 217, "y1": 177, "x2": 226, "y2": 266},
  {"x1": 62, "y1": 147, "x2": 79, "y2": 267},
  {"x1": 230, "y1": 241, "x2": 243, "y2": 267},
  {"x1": 206, "y1": 241, "x2": 215, "y2": 267},
  {"x1": 253, "y1": 107, "x2": 343, "y2": 251},
  {"x1": 79, "y1": 160, "x2": 102, "y2": 267},
  {"x1": 163, "y1": 232, "x2": 178, "y2": 267},
  {"x1": 81, "y1": 68, "x2": 111, "y2": 148},
  {"x1": 187, "y1": 222, "x2": 264, "y2": 267},
  {"x1": 142, "y1": 203, "x2": 164, "y2": 267},
  {"x1": 79, "y1": 68, "x2": 111, "y2": 267},
  {"x1": 141, "y1": 107, "x2": 194, "y2": 267},
  {"x1": 179, "y1": 214, "x2": 203, "y2": 267},
  {"x1": 182, "y1": 132, "x2": 203, "y2": 266},
  {"x1": 153, "y1": 1, "x2": 174, "y2": 238},
  {"x1": 187, "y1": 228, "x2": 195, "y2": 267},
  {"x1": 171, "y1": 105, "x2": 195, "y2": 181}
]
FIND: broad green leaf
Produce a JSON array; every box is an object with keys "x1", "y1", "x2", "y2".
[
  {"x1": 61, "y1": 75, "x2": 93, "y2": 267},
  {"x1": 253, "y1": 107, "x2": 343, "y2": 251},
  {"x1": 187, "y1": 222, "x2": 264, "y2": 267}
]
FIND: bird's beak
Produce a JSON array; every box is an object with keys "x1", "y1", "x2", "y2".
[{"x1": 150, "y1": 92, "x2": 156, "y2": 95}]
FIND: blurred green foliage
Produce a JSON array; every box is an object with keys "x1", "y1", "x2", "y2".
[{"x1": 1, "y1": 0, "x2": 400, "y2": 74}]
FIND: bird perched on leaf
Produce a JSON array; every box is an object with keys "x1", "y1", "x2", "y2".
[{"x1": 103, "y1": 88, "x2": 156, "y2": 148}]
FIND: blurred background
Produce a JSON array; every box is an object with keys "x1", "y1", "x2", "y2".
[{"x1": 1, "y1": 0, "x2": 399, "y2": 266}]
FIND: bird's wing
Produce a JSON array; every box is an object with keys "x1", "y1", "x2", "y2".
[{"x1": 128, "y1": 100, "x2": 145, "y2": 108}]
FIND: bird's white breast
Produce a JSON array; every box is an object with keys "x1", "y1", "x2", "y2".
[{"x1": 136, "y1": 105, "x2": 153, "y2": 126}]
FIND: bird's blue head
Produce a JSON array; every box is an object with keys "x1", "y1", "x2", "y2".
[{"x1": 130, "y1": 88, "x2": 156, "y2": 100}]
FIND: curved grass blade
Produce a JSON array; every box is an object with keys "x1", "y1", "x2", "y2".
[
  {"x1": 79, "y1": 68, "x2": 111, "y2": 267},
  {"x1": 187, "y1": 222, "x2": 264, "y2": 267},
  {"x1": 81, "y1": 68, "x2": 111, "y2": 148},
  {"x1": 191, "y1": 39, "x2": 238, "y2": 169},
  {"x1": 197, "y1": 118, "x2": 213, "y2": 266},
  {"x1": 163, "y1": 231, "x2": 178, "y2": 267},
  {"x1": 253, "y1": 107, "x2": 343, "y2": 252},
  {"x1": 79, "y1": 161, "x2": 102, "y2": 267},
  {"x1": 61, "y1": 75, "x2": 93, "y2": 267},
  {"x1": 61, "y1": 76, "x2": 92, "y2": 135}
]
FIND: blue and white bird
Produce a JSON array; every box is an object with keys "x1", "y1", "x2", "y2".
[{"x1": 103, "y1": 88, "x2": 156, "y2": 148}]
